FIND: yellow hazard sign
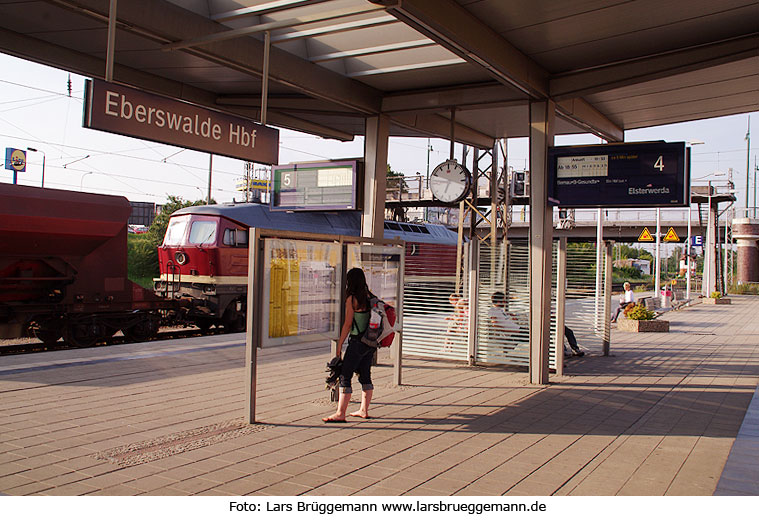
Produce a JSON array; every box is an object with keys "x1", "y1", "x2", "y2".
[
  {"x1": 638, "y1": 227, "x2": 654, "y2": 242},
  {"x1": 663, "y1": 227, "x2": 680, "y2": 242}
]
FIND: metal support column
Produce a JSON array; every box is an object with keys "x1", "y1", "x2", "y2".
[
  {"x1": 105, "y1": 0, "x2": 117, "y2": 82},
  {"x1": 528, "y1": 100, "x2": 555, "y2": 385},
  {"x1": 362, "y1": 115, "x2": 389, "y2": 238},
  {"x1": 260, "y1": 31, "x2": 270, "y2": 126},
  {"x1": 655, "y1": 208, "x2": 661, "y2": 304},
  {"x1": 595, "y1": 210, "x2": 603, "y2": 331},
  {"x1": 393, "y1": 245, "x2": 405, "y2": 386},
  {"x1": 555, "y1": 237, "x2": 567, "y2": 375},
  {"x1": 467, "y1": 242, "x2": 479, "y2": 366},
  {"x1": 724, "y1": 209, "x2": 730, "y2": 293},
  {"x1": 704, "y1": 186, "x2": 717, "y2": 295},
  {"x1": 687, "y1": 206, "x2": 692, "y2": 300},
  {"x1": 245, "y1": 228, "x2": 264, "y2": 424},
  {"x1": 603, "y1": 242, "x2": 613, "y2": 356},
  {"x1": 207, "y1": 154, "x2": 213, "y2": 204}
]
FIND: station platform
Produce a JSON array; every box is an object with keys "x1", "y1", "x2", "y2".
[{"x1": 1, "y1": 296, "x2": 758, "y2": 496}]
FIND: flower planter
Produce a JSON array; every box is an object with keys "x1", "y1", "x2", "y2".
[
  {"x1": 617, "y1": 318, "x2": 669, "y2": 332},
  {"x1": 702, "y1": 297, "x2": 731, "y2": 305}
]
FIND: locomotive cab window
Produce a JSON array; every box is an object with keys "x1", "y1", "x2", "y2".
[
  {"x1": 188, "y1": 220, "x2": 218, "y2": 245},
  {"x1": 223, "y1": 228, "x2": 248, "y2": 247},
  {"x1": 163, "y1": 216, "x2": 189, "y2": 246}
]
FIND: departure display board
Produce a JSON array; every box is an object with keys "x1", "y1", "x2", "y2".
[
  {"x1": 271, "y1": 160, "x2": 360, "y2": 211},
  {"x1": 548, "y1": 142, "x2": 689, "y2": 208}
]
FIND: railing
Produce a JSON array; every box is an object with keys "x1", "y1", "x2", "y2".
[
  {"x1": 386, "y1": 174, "x2": 494, "y2": 203},
  {"x1": 734, "y1": 207, "x2": 759, "y2": 220}
]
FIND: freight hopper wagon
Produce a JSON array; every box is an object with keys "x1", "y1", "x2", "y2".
[
  {"x1": 0, "y1": 184, "x2": 168, "y2": 347},
  {"x1": 153, "y1": 202, "x2": 459, "y2": 332}
]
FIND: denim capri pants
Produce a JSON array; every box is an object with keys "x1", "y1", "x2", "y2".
[{"x1": 339, "y1": 337, "x2": 375, "y2": 394}]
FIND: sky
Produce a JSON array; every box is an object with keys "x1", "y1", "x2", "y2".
[{"x1": 1, "y1": 52, "x2": 757, "y2": 210}]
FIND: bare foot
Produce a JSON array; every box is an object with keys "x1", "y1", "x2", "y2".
[
  {"x1": 349, "y1": 411, "x2": 371, "y2": 419},
  {"x1": 322, "y1": 414, "x2": 346, "y2": 423}
]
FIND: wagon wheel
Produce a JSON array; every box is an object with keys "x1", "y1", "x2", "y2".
[
  {"x1": 63, "y1": 321, "x2": 101, "y2": 348},
  {"x1": 32, "y1": 322, "x2": 63, "y2": 346},
  {"x1": 222, "y1": 304, "x2": 246, "y2": 333},
  {"x1": 195, "y1": 319, "x2": 213, "y2": 334},
  {"x1": 123, "y1": 315, "x2": 159, "y2": 343}
]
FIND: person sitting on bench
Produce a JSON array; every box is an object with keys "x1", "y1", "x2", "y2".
[{"x1": 611, "y1": 282, "x2": 635, "y2": 323}]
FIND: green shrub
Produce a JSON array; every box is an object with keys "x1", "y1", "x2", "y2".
[
  {"x1": 710, "y1": 291, "x2": 722, "y2": 299},
  {"x1": 127, "y1": 234, "x2": 159, "y2": 289},
  {"x1": 730, "y1": 283, "x2": 759, "y2": 295},
  {"x1": 634, "y1": 284, "x2": 648, "y2": 293},
  {"x1": 626, "y1": 305, "x2": 655, "y2": 320}
]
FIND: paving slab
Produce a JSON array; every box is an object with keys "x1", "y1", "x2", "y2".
[{"x1": 1, "y1": 296, "x2": 758, "y2": 496}]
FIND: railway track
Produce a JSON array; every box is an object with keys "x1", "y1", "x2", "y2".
[{"x1": 0, "y1": 327, "x2": 229, "y2": 357}]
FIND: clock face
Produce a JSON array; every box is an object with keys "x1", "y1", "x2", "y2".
[{"x1": 429, "y1": 160, "x2": 471, "y2": 203}]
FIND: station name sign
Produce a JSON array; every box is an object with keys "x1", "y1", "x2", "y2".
[
  {"x1": 83, "y1": 79, "x2": 279, "y2": 164},
  {"x1": 548, "y1": 142, "x2": 689, "y2": 208}
]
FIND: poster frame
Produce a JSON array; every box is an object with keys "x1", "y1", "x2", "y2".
[{"x1": 245, "y1": 228, "x2": 405, "y2": 423}]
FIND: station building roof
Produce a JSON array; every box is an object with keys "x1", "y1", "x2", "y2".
[{"x1": 0, "y1": 0, "x2": 756, "y2": 146}]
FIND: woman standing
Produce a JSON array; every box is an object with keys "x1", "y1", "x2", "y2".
[{"x1": 323, "y1": 268, "x2": 376, "y2": 422}]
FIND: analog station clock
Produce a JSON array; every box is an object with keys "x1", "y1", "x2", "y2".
[{"x1": 429, "y1": 160, "x2": 471, "y2": 204}]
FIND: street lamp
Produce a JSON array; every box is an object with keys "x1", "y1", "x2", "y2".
[
  {"x1": 684, "y1": 140, "x2": 705, "y2": 300},
  {"x1": 79, "y1": 171, "x2": 93, "y2": 191},
  {"x1": 26, "y1": 147, "x2": 45, "y2": 188},
  {"x1": 63, "y1": 154, "x2": 90, "y2": 168}
]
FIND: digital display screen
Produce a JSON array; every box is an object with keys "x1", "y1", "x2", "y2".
[
  {"x1": 548, "y1": 142, "x2": 689, "y2": 208},
  {"x1": 271, "y1": 160, "x2": 359, "y2": 211}
]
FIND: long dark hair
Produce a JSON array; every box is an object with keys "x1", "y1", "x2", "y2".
[{"x1": 346, "y1": 268, "x2": 370, "y2": 310}]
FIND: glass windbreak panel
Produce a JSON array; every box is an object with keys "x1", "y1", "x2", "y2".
[
  {"x1": 346, "y1": 244, "x2": 403, "y2": 307},
  {"x1": 563, "y1": 242, "x2": 608, "y2": 355},
  {"x1": 163, "y1": 216, "x2": 189, "y2": 246},
  {"x1": 475, "y1": 241, "x2": 530, "y2": 367},
  {"x1": 189, "y1": 220, "x2": 218, "y2": 245},
  {"x1": 402, "y1": 241, "x2": 469, "y2": 361}
]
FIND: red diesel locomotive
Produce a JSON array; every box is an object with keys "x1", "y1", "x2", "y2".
[{"x1": 153, "y1": 202, "x2": 459, "y2": 332}]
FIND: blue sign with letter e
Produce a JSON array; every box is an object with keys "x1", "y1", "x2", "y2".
[{"x1": 691, "y1": 235, "x2": 703, "y2": 247}]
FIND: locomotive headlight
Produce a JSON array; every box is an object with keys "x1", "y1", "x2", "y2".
[
  {"x1": 203, "y1": 284, "x2": 216, "y2": 295},
  {"x1": 175, "y1": 251, "x2": 188, "y2": 265}
]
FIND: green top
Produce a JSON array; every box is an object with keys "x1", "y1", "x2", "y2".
[{"x1": 350, "y1": 311, "x2": 370, "y2": 335}]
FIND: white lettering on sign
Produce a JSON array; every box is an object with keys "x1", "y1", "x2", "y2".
[
  {"x1": 104, "y1": 90, "x2": 226, "y2": 143},
  {"x1": 557, "y1": 155, "x2": 608, "y2": 179},
  {"x1": 628, "y1": 187, "x2": 671, "y2": 195},
  {"x1": 229, "y1": 124, "x2": 257, "y2": 149}
]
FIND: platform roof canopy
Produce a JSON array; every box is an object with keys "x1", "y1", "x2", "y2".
[{"x1": 1, "y1": 0, "x2": 757, "y2": 149}]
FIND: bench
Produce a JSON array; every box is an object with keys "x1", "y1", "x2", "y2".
[{"x1": 638, "y1": 297, "x2": 657, "y2": 311}]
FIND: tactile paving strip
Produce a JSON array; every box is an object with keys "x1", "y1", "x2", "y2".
[{"x1": 92, "y1": 418, "x2": 270, "y2": 466}]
